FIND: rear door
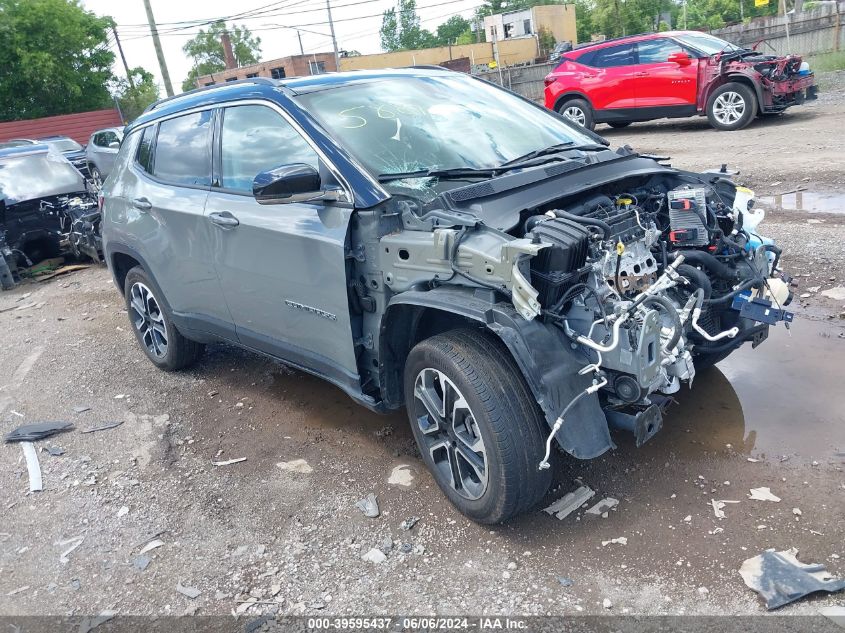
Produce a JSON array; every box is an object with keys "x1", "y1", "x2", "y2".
[
  {"x1": 579, "y1": 43, "x2": 637, "y2": 110},
  {"x1": 632, "y1": 38, "x2": 698, "y2": 108},
  {"x1": 205, "y1": 102, "x2": 360, "y2": 387},
  {"x1": 115, "y1": 111, "x2": 234, "y2": 331}
]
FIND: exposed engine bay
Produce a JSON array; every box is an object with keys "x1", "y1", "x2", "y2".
[{"x1": 373, "y1": 152, "x2": 794, "y2": 461}]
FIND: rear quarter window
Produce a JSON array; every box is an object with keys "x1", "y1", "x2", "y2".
[{"x1": 135, "y1": 125, "x2": 156, "y2": 174}]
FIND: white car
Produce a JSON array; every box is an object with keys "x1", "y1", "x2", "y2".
[{"x1": 85, "y1": 127, "x2": 124, "y2": 184}]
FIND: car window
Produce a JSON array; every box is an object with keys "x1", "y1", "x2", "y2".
[
  {"x1": 590, "y1": 44, "x2": 635, "y2": 68},
  {"x1": 637, "y1": 38, "x2": 685, "y2": 64},
  {"x1": 101, "y1": 131, "x2": 120, "y2": 147},
  {"x1": 219, "y1": 104, "x2": 320, "y2": 193},
  {"x1": 152, "y1": 111, "x2": 212, "y2": 186},
  {"x1": 136, "y1": 125, "x2": 156, "y2": 174}
]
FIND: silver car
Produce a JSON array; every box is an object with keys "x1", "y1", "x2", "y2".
[{"x1": 85, "y1": 127, "x2": 124, "y2": 184}]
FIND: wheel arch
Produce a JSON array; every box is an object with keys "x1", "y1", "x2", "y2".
[
  {"x1": 381, "y1": 287, "x2": 614, "y2": 459},
  {"x1": 553, "y1": 90, "x2": 593, "y2": 113}
]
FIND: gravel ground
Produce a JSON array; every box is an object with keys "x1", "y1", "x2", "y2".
[{"x1": 1, "y1": 72, "x2": 844, "y2": 625}]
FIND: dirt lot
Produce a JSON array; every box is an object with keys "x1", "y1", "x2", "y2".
[{"x1": 1, "y1": 73, "x2": 844, "y2": 625}]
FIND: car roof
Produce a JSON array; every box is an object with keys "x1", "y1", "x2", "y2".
[
  {"x1": 90, "y1": 127, "x2": 124, "y2": 135},
  {"x1": 128, "y1": 67, "x2": 458, "y2": 134},
  {"x1": 569, "y1": 30, "x2": 705, "y2": 54},
  {"x1": 0, "y1": 144, "x2": 52, "y2": 159},
  {"x1": 37, "y1": 135, "x2": 75, "y2": 141}
]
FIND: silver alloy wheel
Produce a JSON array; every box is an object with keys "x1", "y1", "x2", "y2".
[
  {"x1": 413, "y1": 368, "x2": 488, "y2": 500},
  {"x1": 90, "y1": 168, "x2": 102, "y2": 190},
  {"x1": 129, "y1": 282, "x2": 168, "y2": 358},
  {"x1": 712, "y1": 91, "x2": 746, "y2": 126},
  {"x1": 562, "y1": 105, "x2": 587, "y2": 127}
]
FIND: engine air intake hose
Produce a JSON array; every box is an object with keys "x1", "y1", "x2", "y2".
[
  {"x1": 677, "y1": 264, "x2": 713, "y2": 302},
  {"x1": 551, "y1": 209, "x2": 611, "y2": 240},
  {"x1": 669, "y1": 249, "x2": 737, "y2": 280}
]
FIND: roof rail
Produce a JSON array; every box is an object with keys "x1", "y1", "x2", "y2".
[
  {"x1": 143, "y1": 77, "x2": 279, "y2": 114},
  {"x1": 575, "y1": 32, "x2": 653, "y2": 49}
]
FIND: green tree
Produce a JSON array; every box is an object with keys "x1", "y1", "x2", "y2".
[
  {"x1": 0, "y1": 0, "x2": 114, "y2": 122},
  {"x1": 537, "y1": 26, "x2": 557, "y2": 54},
  {"x1": 379, "y1": 0, "x2": 437, "y2": 52},
  {"x1": 433, "y1": 15, "x2": 472, "y2": 46},
  {"x1": 113, "y1": 67, "x2": 160, "y2": 123},
  {"x1": 181, "y1": 20, "x2": 262, "y2": 91}
]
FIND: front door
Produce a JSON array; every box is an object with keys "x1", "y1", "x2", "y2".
[
  {"x1": 633, "y1": 38, "x2": 698, "y2": 108},
  {"x1": 205, "y1": 103, "x2": 360, "y2": 389}
]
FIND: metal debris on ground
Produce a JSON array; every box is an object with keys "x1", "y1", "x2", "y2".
[
  {"x1": 80, "y1": 421, "x2": 124, "y2": 434},
  {"x1": 543, "y1": 485, "x2": 595, "y2": 520},
  {"x1": 57, "y1": 535, "x2": 84, "y2": 564},
  {"x1": 748, "y1": 487, "x2": 782, "y2": 502},
  {"x1": 739, "y1": 548, "x2": 845, "y2": 609},
  {"x1": 139, "y1": 539, "x2": 164, "y2": 555},
  {"x1": 212, "y1": 457, "x2": 247, "y2": 466},
  {"x1": 585, "y1": 497, "x2": 619, "y2": 515},
  {"x1": 21, "y1": 442, "x2": 42, "y2": 492},
  {"x1": 355, "y1": 493, "x2": 380, "y2": 518},
  {"x1": 400, "y1": 516, "x2": 420, "y2": 531},
  {"x1": 176, "y1": 582, "x2": 202, "y2": 599},
  {"x1": 710, "y1": 499, "x2": 740, "y2": 520},
  {"x1": 276, "y1": 458, "x2": 313, "y2": 474},
  {"x1": 5, "y1": 421, "x2": 74, "y2": 442},
  {"x1": 602, "y1": 537, "x2": 628, "y2": 546},
  {"x1": 77, "y1": 610, "x2": 117, "y2": 633}
]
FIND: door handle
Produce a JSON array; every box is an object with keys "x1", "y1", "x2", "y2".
[
  {"x1": 208, "y1": 211, "x2": 240, "y2": 228},
  {"x1": 634, "y1": 71, "x2": 649, "y2": 77},
  {"x1": 131, "y1": 197, "x2": 152, "y2": 211}
]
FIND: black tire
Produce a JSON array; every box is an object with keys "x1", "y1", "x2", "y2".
[
  {"x1": 557, "y1": 98, "x2": 595, "y2": 130},
  {"x1": 607, "y1": 121, "x2": 632, "y2": 129},
  {"x1": 124, "y1": 266, "x2": 203, "y2": 371},
  {"x1": 706, "y1": 82, "x2": 757, "y2": 131},
  {"x1": 403, "y1": 328, "x2": 552, "y2": 524}
]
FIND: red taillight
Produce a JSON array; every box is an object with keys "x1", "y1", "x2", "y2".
[
  {"x1": 98, "y1": 193, "x2": 104, "y2": 212},
  {"x1": 543, "y1": 76, "x2": 554, "y2": 87}
]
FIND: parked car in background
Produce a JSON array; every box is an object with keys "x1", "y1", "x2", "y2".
[
  {"x1": 0, "y1": 136, "x2": 91, "y2": 176},
  {"x1": 85, "y1": 127, "x2": 124, "y2": 185},
  {"x1": 544, "y1": 31, "x2": 817, "y2": 131},
  {"x1": 0, "y1": 145, "x2": 101, "y2": 270},
  {"x1": 548, "y1": 40, "x2": 573, "y2": 63},
  {"x1": 102, "y1": 70, "x2": 792, "y2": 523}
]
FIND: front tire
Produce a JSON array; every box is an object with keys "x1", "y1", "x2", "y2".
[
  {"x1": 124, "y1": 266, "x2": 203, "y2": 371},
  {"x1": 707, "y1": 82, "x2": 757, "y2": 131},
  {"x1": 557, "y1": 98, "x2": 595, "y2": 130},
  {"x1": 404, "y1": 329, "x2": 552, "y2": 524}
]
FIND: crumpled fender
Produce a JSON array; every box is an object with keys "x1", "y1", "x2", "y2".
[{"x1": 386, "y1": 287, "x2": 614, "y2": 459}]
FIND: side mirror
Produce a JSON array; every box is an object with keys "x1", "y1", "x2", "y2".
[
  {"x1": 668, "y1": 51, "x2": 692, "y2": 66},
  {"x1": 253, "y1": 163, "x2": 343, "y2": 204},
  {"x1": 108, "y1": 141, "x2": 120, "y2": 149}
]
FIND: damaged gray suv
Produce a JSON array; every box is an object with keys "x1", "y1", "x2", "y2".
[{"x1": 102, "y1": 69, "x2": 793, "y2": 523}]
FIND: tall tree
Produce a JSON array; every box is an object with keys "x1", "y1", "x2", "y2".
[
  {"x1": 379, "y1": 0, "x2": 437, "y2": 52},
  {"x1": 181, "y1": 20, "x2": 262, "y2": 91},
  {"x1": 433, "y1": 15, "x2": 472, "y2": 46},
  {"x1": 112, "y1": 67, "x2": 160, "y2": 123},
  {"x1": 0, "y1": 0, "x2": 114, "y2": 122}
]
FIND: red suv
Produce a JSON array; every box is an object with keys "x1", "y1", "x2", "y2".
[{"x1": 544, "y1": 31, "x2": 817, "y2": 131}]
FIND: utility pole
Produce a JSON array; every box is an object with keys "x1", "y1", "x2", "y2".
[
  {"x1": 142, "y1": 0, "x2": 174, "y2": 97},
  {"x1": 113, "y1": 26, "x2": 136, "y2": 90},
  {"x1": 326, "y1": 0, "x2": 340, "y2": 71},
  {"x1": 297, "y1": 30, "x2": 305, "y2": 55},
  {"x1": 221, "y1": 30, "x2": 237, "y2": 69}
]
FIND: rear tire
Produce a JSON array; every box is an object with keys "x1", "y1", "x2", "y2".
[
  {"x1": 607, "y1": 121, "x2": 632, "y2": 129},
  {"x1": 707, "y1": 82, "x2": 757, "y2": 131},
  {"x1": 124, "y1": 266, "x2": 204, "y2": 371},
  {"x1": 557, "y1": 98, "x2": 595, "y2": 130},
  {"x1": 403, "y1": 328, "x2": 552, "y2": 524}
]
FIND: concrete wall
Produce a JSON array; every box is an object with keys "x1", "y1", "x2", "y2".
[
  {"x1": 196, "y1": 53, "x2": 337, "y2": 87},
  {"x1": 532, "y1": 4, "x2": 577, "y2": 45},
  {"x1": 712, "y1": 2, "x2": 845, "y2": 56},
  {"x1": 339, "y1": 38, "x2": 541, "y2": 71}
]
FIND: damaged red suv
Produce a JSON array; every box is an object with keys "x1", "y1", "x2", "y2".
[{"x1": 543, "y1": 31, "x2": 817, "y2": 131}]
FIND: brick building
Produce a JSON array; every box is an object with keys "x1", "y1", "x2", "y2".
[{"x1": 195, "y1": 53, "x2": 337, "y2": 87}]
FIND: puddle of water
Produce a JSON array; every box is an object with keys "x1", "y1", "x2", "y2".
[
  {"x1": 680, "y1": 319, "x2": 845, "y2": 458},
  {"x1": 758, "y1": 191, "x2": 845, "y2": 214}
]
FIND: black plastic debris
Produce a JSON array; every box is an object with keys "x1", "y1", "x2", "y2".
[
  {"x1": 739, "y1": 548, "x2": 845, "y2": 609},
  {"x1": 4, "y1": 422, "x2": 74, "y2": 443}
]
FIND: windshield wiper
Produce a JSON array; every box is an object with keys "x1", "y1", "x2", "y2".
[
  {"x1": 377, "y1": 167, "x2": 497, "y2": 182},
  {"x1": 499, "y1": 142, "x2": 607, "y2": 168}
]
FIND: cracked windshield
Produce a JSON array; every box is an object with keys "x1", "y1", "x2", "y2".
[{"x1": 297, "y1": 76, "x2": 595, "y2": 198}]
